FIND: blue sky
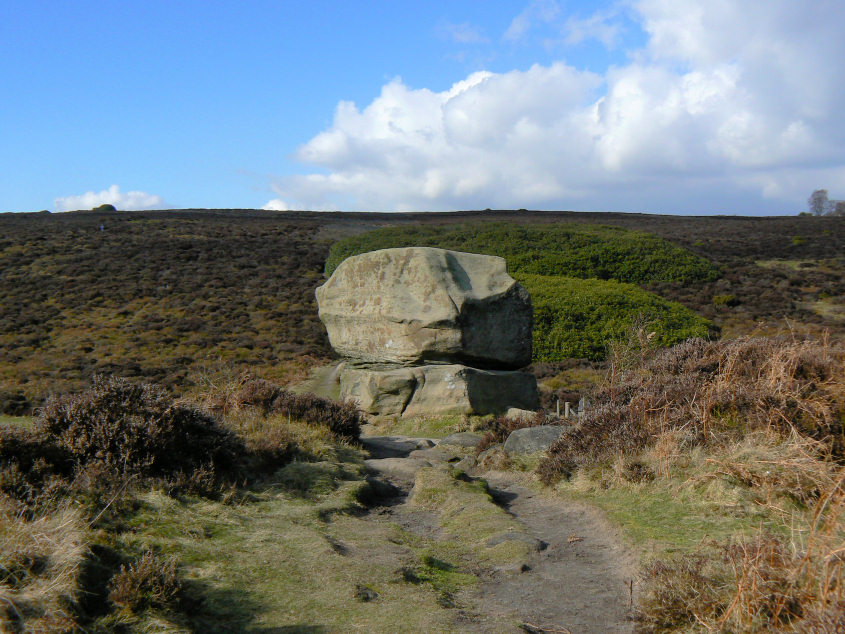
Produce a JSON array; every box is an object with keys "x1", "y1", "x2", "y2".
[{"x1": 2, "y1": 0, "x2": 843, "y2": 214}]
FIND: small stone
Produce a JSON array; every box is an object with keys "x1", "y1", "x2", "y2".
[
  {"x1": 505, "y1": 407, "x2": 536, "y2": 421},
  {"x1": 502, "y1": 425, "x2": 565, "y2": 456},
  {"x1": 354, "y1": 584, "x2": 379, "y2": 602},
  {"x1": 453, "y1": 455, "x2": 477, "y2": 472},
  {"x1": 415, "y1": 439, "x2": 436, "y2": 449},
  {"x1": 365, "y1": 457, "x2": 432, "y2": 481}
]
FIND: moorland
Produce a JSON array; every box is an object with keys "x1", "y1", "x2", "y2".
[{"x1": 1, "y1": 208, "x2": 843, "y2": 632}]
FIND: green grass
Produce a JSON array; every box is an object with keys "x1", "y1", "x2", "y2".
[
  {"x1": 556, "y1": 480, "x2": 775, "y2": 562},
  {"x1": 0, "y1": 414, "x2": 33, "y2": 428},
  {"x1": 90, "y1": 434, "x2": 524, "y2": 631},
  {"x1": 366, "y1": 413, "x2": 493, "y2": 439},
  {"x1": 104, "y1": 472, "x2": 461, "y2": 631},
  {"x1": 408, "y1": 466, "x2": 535, "y2": 565}
]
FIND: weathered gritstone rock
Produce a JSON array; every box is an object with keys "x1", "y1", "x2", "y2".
[
  {"x1": 339, "y1": 364, "x2": 539, "y2": 417},
  {"x1": 502, "y1": 425, "x2": 566, "y2": 456},
  {"x1": 316, "y1": 247, "x2": 532, "y2": 369}
]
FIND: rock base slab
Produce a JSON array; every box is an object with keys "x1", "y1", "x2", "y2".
[{"x1": 340, "y1": 364, "x2": 539, "y2": 417}]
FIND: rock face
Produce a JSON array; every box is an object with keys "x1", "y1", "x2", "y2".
[
  {"x1": 340, "y1": 365, "x2": 538, "y2": 417},
  {"x1": 316, "y1": 247, "x2": 532, "y2": 369},
  {"x1": 316, "y1": 247, "x2": 539, "y2": 417}
]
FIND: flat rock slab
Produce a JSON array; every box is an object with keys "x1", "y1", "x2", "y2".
[
  {"x1": 341, "y1": 364, "x2": 539, "y2": 417},
  {"x1": 360, "y1": 435, "x2": 433, "y2": 459},
  {"x1": 408, "y1": 447, "x2": 460, "y2": 462},
  {"x1": 503, "y1": 425, "x2": 565, "y2": 456},
  {"x1": 439, "y1": 431, "x2": 485, "y2": 448},
  {"x1": 316, "y1": 247, "x2": 532, "y2": 368}
]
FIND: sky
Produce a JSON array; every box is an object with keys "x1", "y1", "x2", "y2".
[{"x1": 2, "y1": 0, "x2": 844, "y2": 215}]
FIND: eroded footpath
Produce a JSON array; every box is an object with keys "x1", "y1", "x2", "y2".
[{"x1": 361, "y1": 432, "x2": 638, "y2": 633}]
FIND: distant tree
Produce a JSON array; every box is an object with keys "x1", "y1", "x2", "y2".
[
  {"x1": 832, "y1": 201, "x2": 845, "y2": 217},
  {"x1": 808, "y1": 189, "x2": 829, "y2": 216},
  {"x1": 93, "y1": 203, "x2": 117, "y2": 212}
]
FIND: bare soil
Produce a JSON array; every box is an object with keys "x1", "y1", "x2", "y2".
[{"x1": 361, "y1": 433, "x2": 638, "y2": 633}]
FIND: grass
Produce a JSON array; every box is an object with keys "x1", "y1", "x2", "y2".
[
  {"x1": 0, "y1": 415, "x2": 33, "y2": 428},
  {"x1": 408, "y1": 466, "x2": 535, "y2": 566},
  {"x1": 365, "y1": 413, "x2": 492, "y2": 439},
  {"x1": 802, "y1": 298, "x2": 845, "y2": 322},
  {"x1": 108, "y1": 484, "x2": 459, "y2": 632},
  {"x1": 535, "y1": 333, "x2": 845, "y2": 631}
]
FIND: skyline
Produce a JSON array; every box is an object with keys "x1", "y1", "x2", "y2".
[{"x1": 2, "y1": 0, "x2": 844, "y2": 215}]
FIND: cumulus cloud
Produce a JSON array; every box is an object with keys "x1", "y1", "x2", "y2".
[
  {"x1": 272, "y1": 1, "x2": 845, "y2": 213},
  {"x1": 54, "y1": 185, "x2": 165, "y2": 212},
  {"x1": 262, "y1": 198, "x2": 291, "y2": 211}
]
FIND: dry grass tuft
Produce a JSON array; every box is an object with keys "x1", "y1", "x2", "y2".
[
  {"x1": 0, "y1": 497, "x2": 86, "y2": 633},
  {"x1": 107, "y1": 550, "x2": 183, "y2": 613},
  {"x1": 200, "y1": 372, "x2": 363, "y2": 442},
  {"x1": 639, "y1": 473, "x2": 844, "y2": 632}
]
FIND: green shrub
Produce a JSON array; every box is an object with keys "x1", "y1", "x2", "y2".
[
  {"x1": 713, "y1": 294, "x2": 739, "y2": 306},
  {"x1": 325, "y1": 222, "x2": 720, "y2": 284},
  {"x1": 518, "y1": 274, "x2": 713, "y2": 361}
]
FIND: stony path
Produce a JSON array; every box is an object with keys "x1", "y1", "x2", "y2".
[{"x1": 360, "y1": 434, "x2": 637, "y2": 633}]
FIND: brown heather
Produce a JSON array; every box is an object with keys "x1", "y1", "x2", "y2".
[
  {"x1": 538, "y1": 333, "x2": 844, "y2": 632},
  {"x1": 538, "y1": 335, "x2": 844, "y2": 484},
  {"x1": 107, "y1": 550, "x2": 183, "y2": 613}
]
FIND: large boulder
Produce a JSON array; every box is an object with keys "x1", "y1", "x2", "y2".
[
  {"x1": 339, "y1": 364, "x2": 539, "y2": 417},
  {"x1": 316, "y1": 247, "x2": 532, "y2": 369}
]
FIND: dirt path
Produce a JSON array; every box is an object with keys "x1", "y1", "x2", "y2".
[{"x1": 361, "y1": 434, "x2": 638, "y2": 633}]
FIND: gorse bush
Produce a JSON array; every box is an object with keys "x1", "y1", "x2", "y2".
[
  {"x1": 520, "y1": 274, "x2": 713, "y2": 361},
  {"x1": 325, "y1": 222, "x2": 721, "y2": 284}
]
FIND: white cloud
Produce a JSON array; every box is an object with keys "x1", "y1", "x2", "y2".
[
  {"x1": 262, "y1": 198, "x2": 291, "y2": 211},
  {"x1": 564, "y1": 10, "x2": 621, "y2": 48},
  {"x1": 54, "y1": 185, "x2": 165, "y2": 212},
  {"x1": 504, "y1": 0, "x2": 561, "y2": 42},
  {"x1": 438, "y1": 21, "x2": 488, "y2": 44},
  {"x1": 271, "y1": 1, "x2": 845, "y2": 214}
]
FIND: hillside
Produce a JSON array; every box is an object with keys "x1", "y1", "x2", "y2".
[{"x1": 1, "y1": 209, "x2": 843, "y2": 412}]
